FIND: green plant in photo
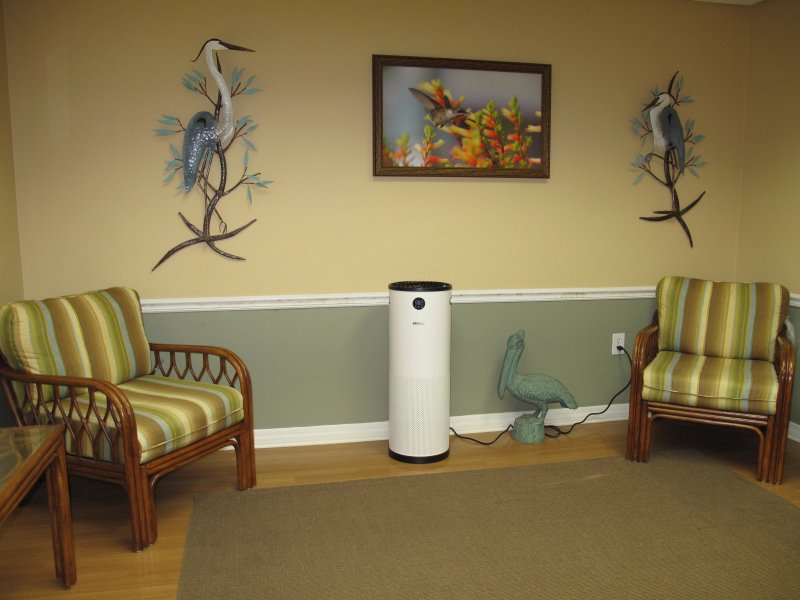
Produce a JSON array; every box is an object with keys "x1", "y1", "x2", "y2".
[{"x1": 408, "y1": 80, "x2": 542, "y2": 170}]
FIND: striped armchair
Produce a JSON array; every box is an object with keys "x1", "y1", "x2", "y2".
[
  {"x1": 626, "y1": 276, "x2": 796, "y2": 483},
  {"x1": 0, "y1": 287, "x2": 256, "y2": 551}
]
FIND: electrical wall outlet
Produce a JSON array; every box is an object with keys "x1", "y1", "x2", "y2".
[{"x1": 612, "y1": 333, "x2": 625, "y2": 355}]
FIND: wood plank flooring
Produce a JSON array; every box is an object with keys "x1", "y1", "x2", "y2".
[{"x1": 1, "y1": 419, "x2": 799, "y2": 599}]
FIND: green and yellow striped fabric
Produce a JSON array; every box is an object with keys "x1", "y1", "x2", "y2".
[
  {"x1": 656, "y1": 276, "x2": 788, "y2": 362},
  {"x1": 1, "y1": 288, "x2": 245, "y2": 465},
  {"x1": 642, "y1": 351, "x2": 779, "y2": 415},
  {"x1": 65, "y1": 375, "x2": 244, "y2": 464},
  {"x1": 0, "y1": 287, "x2": 152, "y2": 387}
]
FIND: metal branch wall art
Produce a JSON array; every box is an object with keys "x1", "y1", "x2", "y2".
[
  {"x1": 152, "y1": 38, "x2": 272, "y2": 271},
  {"x1": 631, "y1": 72, "x2": 707, "y2": 247}
]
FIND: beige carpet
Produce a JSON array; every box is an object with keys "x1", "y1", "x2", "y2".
[{"x1": 177, "y1": 451, "x2": 800, "y2": 599}]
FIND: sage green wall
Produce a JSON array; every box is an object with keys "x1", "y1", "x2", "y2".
[
  {"x1": 143, "y1": 298, "x2": 653, "y2": 429},
  {"x1": 4, "y1": 295, "x2": 794, "y2": 432}
]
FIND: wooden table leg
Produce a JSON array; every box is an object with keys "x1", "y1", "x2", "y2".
[{"x1": 45, "y1": 443, "x2": 76, "y2": 587}]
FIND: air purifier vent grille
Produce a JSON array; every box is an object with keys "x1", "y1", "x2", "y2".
[
  {"x1": 388, "y1": 281, "x2": 452, "y2": 292},
  {"x1": 389, "y1": 375, "x2": 450, "y2": 457}
]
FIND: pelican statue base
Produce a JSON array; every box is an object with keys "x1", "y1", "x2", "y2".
[
  {"x1": 513, "y1": 414, "x2": 546, "y2": 444},
  {"x1": 498, "y1": 330, "x2": 578, "y2": 444}
]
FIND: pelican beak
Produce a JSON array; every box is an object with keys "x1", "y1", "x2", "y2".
[{"x1": 219, "y1": 41, "x2": 255, "y2": 53}]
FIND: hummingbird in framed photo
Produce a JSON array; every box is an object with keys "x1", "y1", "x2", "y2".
[{"x1": 408, "y1": 87, "x2": 472, "y2": 128}]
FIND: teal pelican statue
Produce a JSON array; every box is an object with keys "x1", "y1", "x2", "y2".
[{"x1": 498, "y1": 330, "x2": 577, "y2": 421}]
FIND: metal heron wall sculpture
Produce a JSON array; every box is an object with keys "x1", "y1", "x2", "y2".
[
  {"x1": 631, "y1": 72, "x2": 707, "y2": 247},
  {"x1": 153, "y1": 38, "x2": 272, "y2": 270}
]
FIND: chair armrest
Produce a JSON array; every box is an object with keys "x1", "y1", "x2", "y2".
[
  {"x1": 625, "y1": 313, "x2": 660, "y2": 460},
  {"x1": 630, "y1": 313, "x2": 659, "y2": 404},
  {"x1": 0, "y1": 363, "x2": 140, "y2": 464},
  {"x1": 632, "y1": 314, "x2": 660, "y2": 374},
  {"x1": 775, "y1": 331, "x2": 796, "y2": 407},
  {"x1": 776, "y1": 330, "x2": 796, "y2": 373},
  {"x1": 149, "y1": 342, "x2": 252, "y2": 396}
]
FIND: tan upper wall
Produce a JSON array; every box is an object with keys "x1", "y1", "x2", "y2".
[
  {"x1": 0, "y1": 2, "x2": 22, "y2": 304},
  {"x1": 737, "y1": 0, "x2": 800, "y2": 290},
  {"x1": 1, "y1": 0, "x2": 763, "y2": 299}
]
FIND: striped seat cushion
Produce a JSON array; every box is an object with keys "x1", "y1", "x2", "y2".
[
  {"x1": 642, "y1": 351, "x2": 779, "y2": 415},
  {"x1": 0, "y1": 287, "x2": 152, "y2": 389},
  {"x1": 65, "y1": 375, "x2": 244, "y2": 464},
  {"x1": 656, "y1": 276, "x2": 788, "y2": 362}
]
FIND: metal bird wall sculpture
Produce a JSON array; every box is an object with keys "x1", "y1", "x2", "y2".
[
  {"x1": 631, "y1": 72, "x2": 707, "y2": 247},
  {"x1": 194, "y1": 39, "x2": 254, "y2": 149},
  {"x1": 182, "y1": 111, "x2": 217, "y2": 192},
  {"x1": 498, "y1": 330, "x2": 577, "y2": 421},
  {"x1": 646, "y1": 93, "x2": 685, "y2": 174},
  {"x1": 181, "y1": 39, "x2": 253, "y2": 192},
  {"x1": 153, "y1": 38, "x2": 272, "y2": 270}
]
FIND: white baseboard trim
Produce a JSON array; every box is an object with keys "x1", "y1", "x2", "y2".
[
  {"x1": 252, "y1": 404, "x2": 630, "y2": 449},
  {"x1": 251, "y1": 405, "x2": 800, "y2": 449},
  {"x1": 789, "y1": 421, "x2": 800, "y2": 443}
]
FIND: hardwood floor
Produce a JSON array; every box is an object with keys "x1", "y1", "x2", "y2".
[{"x1": 1, "y1": 419, "x2": 799, "y2": 599}]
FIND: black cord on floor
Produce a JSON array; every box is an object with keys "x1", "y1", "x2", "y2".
[
  {"x1": 450, "y1": 346, "x2": 633, "y2": 445},
  {"x1": 545, "y1": 346, "x2": 632, "y2": 438},
  {"x1": 449, "y1": 425, "x2": 513, "y2": 445}
]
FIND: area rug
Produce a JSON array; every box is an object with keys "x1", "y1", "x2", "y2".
[{"x1": 177, "y1": 451, "x2": 800, "y2": 599}]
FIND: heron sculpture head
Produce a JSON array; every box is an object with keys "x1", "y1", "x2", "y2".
[
  {"x1": 498, "y1": 330, "x2": 526, "y2": 398},
  {"x1": 191, "y1": 38, "x2": 255, "y2": 63},
  {"x1": 644, "y1": 71, "x2": 680, "y2": 110}
]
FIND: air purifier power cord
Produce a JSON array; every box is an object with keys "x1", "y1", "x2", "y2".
[
  {"x1": 545, "y1": 346, "x2": 632, "y2": 438},
  {"x1": 449, "y1": 425, "x2": 513, "y2": 446},
  {"x1": 450, "y1": 345, "x2": 632, "y2": 445}
]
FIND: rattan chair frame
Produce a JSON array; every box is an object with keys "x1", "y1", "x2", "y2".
[
  {"x1": 0, "y1": 343, "x2": 256, "y2": 551},
  {"x1": 625, "y1": 313, "x2": 796, "y2": 484}
]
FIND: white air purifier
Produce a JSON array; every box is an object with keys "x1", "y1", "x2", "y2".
[{"x1": 388, "y1": 281, "x2": 452, "y2": 463}]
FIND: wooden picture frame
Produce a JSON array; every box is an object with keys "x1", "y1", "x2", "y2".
[{"x1": 373, "y1": 54, "x2": 551, "y2": 178}]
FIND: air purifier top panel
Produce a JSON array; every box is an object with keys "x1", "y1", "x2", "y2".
[{"x1": 389, "y1": 281, "x2": 452, "y2": 292}]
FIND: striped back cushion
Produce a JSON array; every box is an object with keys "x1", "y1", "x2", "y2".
[
  {"x1": 656, "y1": 276, "x2": 788, "y2": 362},
  {"x1": 0, "y1": 287, "x2": 152, "y2": 385}
]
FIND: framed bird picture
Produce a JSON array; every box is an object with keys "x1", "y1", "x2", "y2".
[{"x1": 372, "y1": 54, "x2": 551, "y2": 178}]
